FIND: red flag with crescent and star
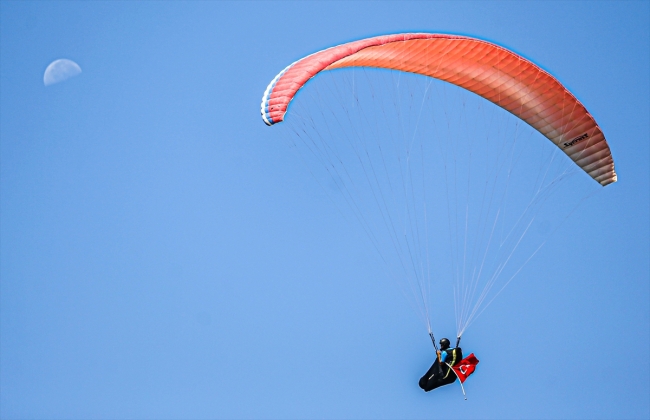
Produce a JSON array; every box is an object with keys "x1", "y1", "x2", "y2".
[{"x1": 452, "y1": 353, "x2": 479, "y2": 383}]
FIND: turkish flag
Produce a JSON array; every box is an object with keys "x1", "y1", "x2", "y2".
[{"x1": 452, "y1": 353, "x2": 479, "y2": 383}]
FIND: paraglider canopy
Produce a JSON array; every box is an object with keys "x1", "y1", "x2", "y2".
[{"x1": 261, "y1": 33, "x2": 616, "y2": 186}]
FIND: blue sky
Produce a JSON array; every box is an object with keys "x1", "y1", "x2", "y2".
[{"x1": 1, "y1": 1, "x2": 648, "y2": 419}]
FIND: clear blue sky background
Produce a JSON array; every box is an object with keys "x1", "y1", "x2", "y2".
[{"x1": 1, "y1": 1, "x2": 648, "y2": 419}]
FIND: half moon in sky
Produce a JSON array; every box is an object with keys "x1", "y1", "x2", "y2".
[{"x1": 43, "y1": 59, "x2": 82, "y2": 86}]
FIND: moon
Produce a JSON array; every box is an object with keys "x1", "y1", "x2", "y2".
[{"x1": 43, "y1": 59, "x2": 82, "y2": 86}]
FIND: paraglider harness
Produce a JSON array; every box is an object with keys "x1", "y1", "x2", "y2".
[{"x1": 419, "y1": 334, "x2": 463, "y2": 392}]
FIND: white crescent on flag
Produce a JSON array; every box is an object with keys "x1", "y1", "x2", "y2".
[{"x1": 451, "y1": 353, "x2": 479, "y2": 383}]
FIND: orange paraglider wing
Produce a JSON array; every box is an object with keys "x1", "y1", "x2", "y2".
[{"x1": 260, "y1": 33, "x2": 616, "y2": 185}]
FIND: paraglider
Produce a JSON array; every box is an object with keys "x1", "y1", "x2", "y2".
[
  {"x1": 259, "y1": 33, "x2": 616, "y2": 394},
  {"x1": 419, "y1": 337, "x2": 464, "y2": 392}
]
